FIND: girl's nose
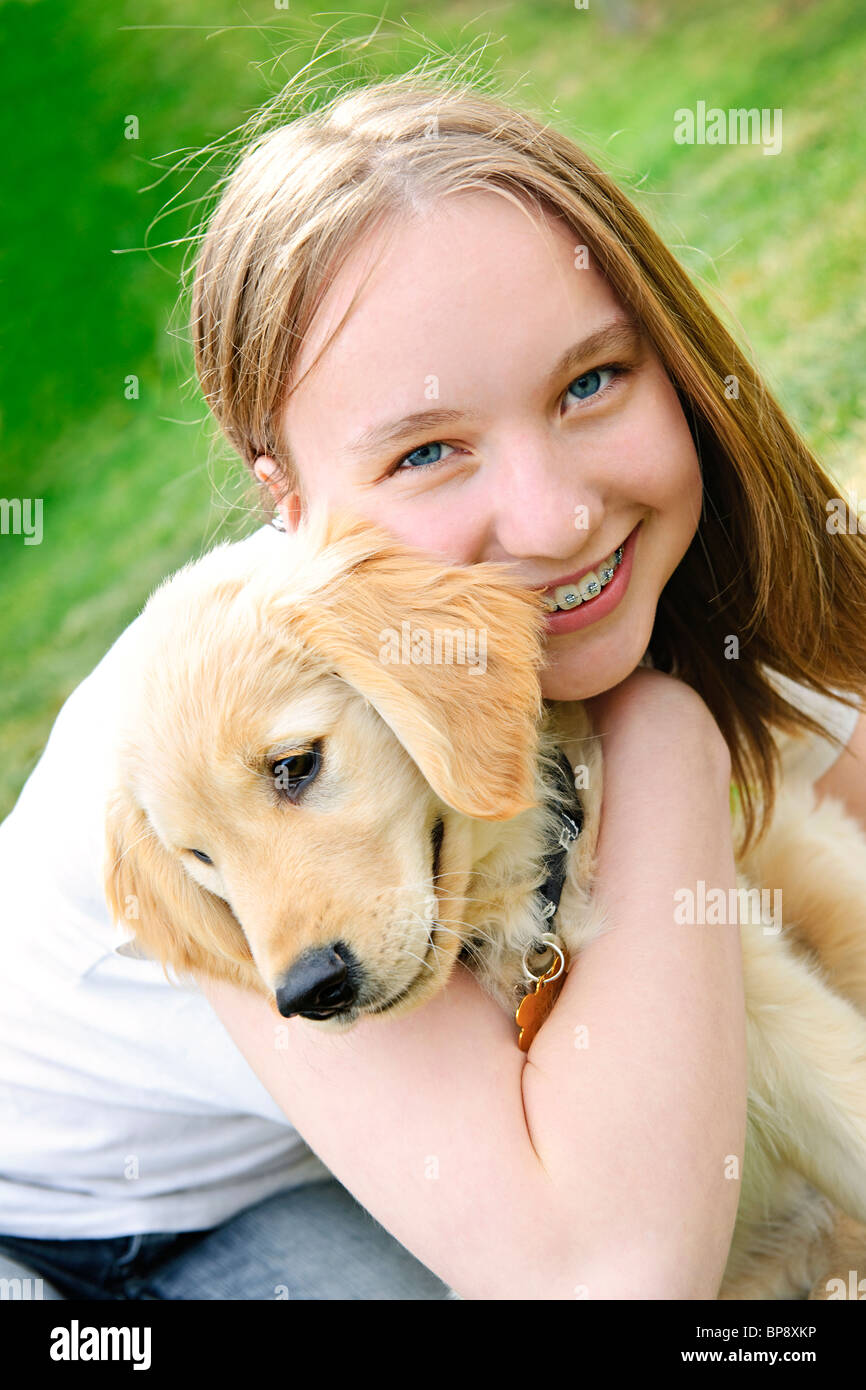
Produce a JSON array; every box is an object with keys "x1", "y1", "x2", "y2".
[{"x1": 487, "y1": 441, "x2": 599, "y2": 563}]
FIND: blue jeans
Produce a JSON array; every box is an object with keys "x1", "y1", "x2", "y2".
[{"x1": 0, "y1": 1180, "x2": 455, "y2": 1300}]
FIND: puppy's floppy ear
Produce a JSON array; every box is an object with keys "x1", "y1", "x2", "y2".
[
  {"x1": 281, "y1": 509, "x2": 548, "y2": 819},
  {"x1": 104, "y1": 785, "x2": 256, "y2": 989}
]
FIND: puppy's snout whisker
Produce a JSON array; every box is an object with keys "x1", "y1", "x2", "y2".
[
  {"x1": 431, "y1": 868, "x2": 503, "y2": 886},
  {"x1": 422, "y1": 913, "x2": 498, "y2": 949},
  {"x1": 399, "y1": 908, "x2": 491, "y2": 974},
  {"x1": 402, "y1": 945, "x2": 437, "y2": 977}
]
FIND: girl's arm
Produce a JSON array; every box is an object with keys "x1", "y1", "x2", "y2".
[
  {"x1": 525, "y1": 668, "x2": 746, "y2": 1297},
  {"x1": 203, "y1": 670, "x2": 746, "y2": 1300}
]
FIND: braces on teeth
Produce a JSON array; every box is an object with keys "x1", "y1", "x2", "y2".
[{"x1": 540, "y1": 545, "x2": 625, "y2": 613}]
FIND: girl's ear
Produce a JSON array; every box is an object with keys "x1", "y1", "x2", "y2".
[
  {"x1": 103, "y1": 786, "x2": 256, "y2": 987},
  {"x1": 278, "y1": 509, "x2": 548, "y2": 819}
]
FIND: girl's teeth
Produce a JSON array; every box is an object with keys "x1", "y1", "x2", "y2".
[
  {"x1": 552, "y1": 584, "x2": 582, "y2": 610},
  {"x1": 577, "y1": 570, "x2": 602, "y2": 601},
  {"x1": 546, "y1": 549, "x2": 623, "y2": 613}
]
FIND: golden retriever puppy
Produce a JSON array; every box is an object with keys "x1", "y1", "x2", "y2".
[{"x1": 104, "y1": 505, "x2": 866, "y2": 1300}]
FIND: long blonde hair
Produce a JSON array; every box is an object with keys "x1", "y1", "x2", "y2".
[{"x1": 189, "y1": 64, "x2": 866, "y2": 849}]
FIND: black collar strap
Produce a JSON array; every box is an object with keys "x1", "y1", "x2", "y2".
[{"x1": 535, "y1": 747, "x2": 583, "y2": 927}]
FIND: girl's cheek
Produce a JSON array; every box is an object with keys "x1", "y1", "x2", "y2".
[
  {"x1": 387, "y1": 504, "x2": 479, "y2": 565},
  {"x1": 624, "y1": 400, "x2": 702, "y2": 509},
  {"x1": 626, "y1": 364, "x2": 702, "y2": 484},
  {"x1": 610, "y1": 443, "x2": 698, "y2": 513}
]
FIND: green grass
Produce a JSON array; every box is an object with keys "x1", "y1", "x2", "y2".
[{"x1": 2, "y1": 0, "x2": 864, "y2": 817}]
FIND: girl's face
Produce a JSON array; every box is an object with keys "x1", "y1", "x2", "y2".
[{"x1": 262, "y1": 191, "x2": 703, "y2": 700}]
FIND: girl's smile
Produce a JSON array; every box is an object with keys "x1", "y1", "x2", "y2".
[
  {"x1": 538, "y1": 517, "x2": 642, "y2": 634},
  {"x1": 263, "y1": 190, "x2": 705, "y2": 700}
]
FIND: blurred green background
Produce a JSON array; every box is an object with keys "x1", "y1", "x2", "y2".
[{"x1": 2, "y1": 0, "x2": 864, "y2": 817}]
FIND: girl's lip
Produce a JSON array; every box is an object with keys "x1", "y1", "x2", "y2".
[{"x1": 542, "y1": 521, "x2": 642, "y2": 634}]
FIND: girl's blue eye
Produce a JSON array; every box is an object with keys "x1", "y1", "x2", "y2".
[
  {"x1": 389, "y1": 365, "x2": 624, "y2": 478},
  {"x1": 565, "y1": 366, "x2": 617, "y2": 403},
  {"x1": 395, "y1": 441, "x2": 456, "y2": 473}
]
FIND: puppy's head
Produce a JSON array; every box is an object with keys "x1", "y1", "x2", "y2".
[{"x1": 105, "y1": 505, "x2": 549, "y2": 1028}]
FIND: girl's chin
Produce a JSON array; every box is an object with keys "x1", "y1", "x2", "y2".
[
  {"x1": 540, "y1": 610, "x2": 655, "y2": 702},
  {"x1": 542, "y1": 671, "x2": 627, "y2": 702}
]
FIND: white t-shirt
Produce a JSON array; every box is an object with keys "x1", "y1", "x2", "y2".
[
  {"x1": 0, "y1": 523, "x2": 861, "y2": 1238},
  {"x1": 762, "y1": 667, "x2": 862, "y2": 785},
  {"x1": 0, "y1": 525, "x2": 331, "y2": 1239}
]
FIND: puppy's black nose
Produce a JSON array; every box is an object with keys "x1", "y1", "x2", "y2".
[{"x1": 275, "y1": 942, "x2": 356, "y2": 1018}]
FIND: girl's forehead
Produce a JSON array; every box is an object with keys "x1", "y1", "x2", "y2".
[{"x1": 286, "y1": 190, "x2": 622, "y2": 403}]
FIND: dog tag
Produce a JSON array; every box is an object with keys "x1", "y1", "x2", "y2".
[{"x1": 515, "y1": 943, "x2": 569, "y2": 1052}]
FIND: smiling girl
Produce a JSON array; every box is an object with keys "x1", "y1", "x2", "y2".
[
  {"x1": 193, "y1": 70, "x2": 866, "y2": 1295},
  {"x1": 1, "y1": 67, "x2": 864, "y2": 1302}
]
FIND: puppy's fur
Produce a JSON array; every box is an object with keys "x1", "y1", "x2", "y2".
[{"x1": 105, "y1": 506, "x2": 866, "y2": 1300}]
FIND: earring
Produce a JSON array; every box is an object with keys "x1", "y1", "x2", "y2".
[{"x1": 271, "y1": 509, "x2": 287, "y2": 532}]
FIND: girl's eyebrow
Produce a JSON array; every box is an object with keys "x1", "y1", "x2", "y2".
[{"x1": 344, "y1": 315, "x2": 642, "y2": 461}]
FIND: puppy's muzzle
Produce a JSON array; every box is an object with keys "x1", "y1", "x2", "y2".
[{"x1": 275, "y1": 941, "x2": 358, "y2": 1019}]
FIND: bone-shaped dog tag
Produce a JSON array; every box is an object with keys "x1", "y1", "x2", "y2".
[{"x1": 515, "y1": 943, "x2": 569, "y2": 1051}]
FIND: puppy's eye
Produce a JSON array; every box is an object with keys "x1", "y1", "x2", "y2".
[
  {"x1": 188, "y1": 849, "x2": 213, "y2": 865},
  {"x1": 271, "y1": 744, "x2": 322, "y2": 800}
]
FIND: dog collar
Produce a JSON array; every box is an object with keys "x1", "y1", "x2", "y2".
[
  {"x1": 515, "y1": 748, "x2": 583, "y2": 1052},
  {"x1": 534, "y1": 747, "x2": 583, "y2": 928}
]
